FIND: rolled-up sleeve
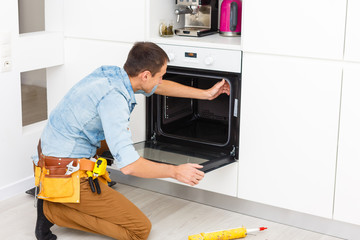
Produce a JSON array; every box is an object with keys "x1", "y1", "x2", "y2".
[{"x1": 97, "y1": 89, "x2": 140, "y2": 169}]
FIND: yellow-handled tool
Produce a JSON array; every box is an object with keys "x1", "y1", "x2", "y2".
[
  {"x1": 93, "y1": 157, "x2": 107, "y2": 178},
  {"x1": 87, "y1": 157, "x2": 107, "y2": 194},
  {"x1": 188, "y1": 227, "x2": 267, "y2": 240}
]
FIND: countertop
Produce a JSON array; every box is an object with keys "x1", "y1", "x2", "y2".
[{"x1": 149, "y1": 33, "x2": 241, "y2": 51}]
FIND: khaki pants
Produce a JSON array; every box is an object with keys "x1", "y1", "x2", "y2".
[{"x1": 43, "y1": 178, "x2": 151, "y2": 240}]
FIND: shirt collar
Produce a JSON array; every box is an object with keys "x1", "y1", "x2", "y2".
[{"x1": 119, "y1": 68, "x2": 137, "y2": 110}]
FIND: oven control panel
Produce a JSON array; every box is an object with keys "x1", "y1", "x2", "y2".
[{"x1": 158, "y1": 44, "x2": 242, "y2": 73}]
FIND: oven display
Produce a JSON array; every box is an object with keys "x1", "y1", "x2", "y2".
[{"x1": 185, "y1": 52, "x2": 197, "y2": 58}]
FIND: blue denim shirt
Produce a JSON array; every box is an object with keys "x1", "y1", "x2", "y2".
[{"x1": 34, "y1": 66, "x2": 155, "y2": 169}]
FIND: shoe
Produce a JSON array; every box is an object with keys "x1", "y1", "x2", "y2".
[{"x1": 35, "y1": 199, "x2": 57, "y2": 240}]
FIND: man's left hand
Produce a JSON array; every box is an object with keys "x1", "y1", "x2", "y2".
[{"x1": 206, "y1": 79, "x2": 230, "y2": 100}]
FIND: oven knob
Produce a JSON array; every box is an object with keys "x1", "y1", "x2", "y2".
[
  {"x1": 204, "y1": 56, "x2": 214, "y2": 65},
  {"x1": 168, "y1": 53, "x2": 175, "y2": 62}
]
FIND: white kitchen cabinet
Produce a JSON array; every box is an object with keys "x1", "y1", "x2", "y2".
[
  {"x1": 238, "y1": 53, "x2": 341, "y2": 218},
  {"x1": 17, "y1": 32, "x2": 63, "y2": 72},
  {"x1": 241, "y1": 0, "x2": 346, "y2": 60},
  {"x1": 334, "y1": 63, "x2": 360, "y2": 225},
  {"x1": 0, "y1": 0, "x2": 65, "y2": 197},
  {"x1": 344, "y1": 0, "x2": 360, "y2": 62},
  {"x1": 64, "y1": 0, "x2": 146, "y2": 43}
]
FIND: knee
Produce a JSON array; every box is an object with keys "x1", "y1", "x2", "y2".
[
  {"x1": 127, "y1": 216, "x2": 152, "y2": 240},
  {"x1": 139, "y1": 217, "x2": 152, "y2": 240}
]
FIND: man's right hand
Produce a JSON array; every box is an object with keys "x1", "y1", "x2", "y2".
[
  {"x1": 121, "y1": 157, "x2": 204, "y2": 186},
  {"x1": 173, "y1": 163, "x2": 204, "y2": 186}
]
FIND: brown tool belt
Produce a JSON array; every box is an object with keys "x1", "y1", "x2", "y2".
[
  {"x1": 35, "y1": 140, "x2": 110, "y2": 203},
  {"x1": 37, "y1": 140, "x2": 95, "y2": 172}
]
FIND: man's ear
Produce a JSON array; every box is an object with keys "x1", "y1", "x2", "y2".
[{"x1": 140, "y1": 70, "x2": 152, "y2": 82}]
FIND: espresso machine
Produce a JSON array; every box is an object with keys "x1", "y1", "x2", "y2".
[{"x1": 174, "y1": 0, "x2": 218, "y2": 37}]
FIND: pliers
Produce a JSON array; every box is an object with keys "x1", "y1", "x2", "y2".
[{"x1": 86, "y1": 171, "x2": 101, "y2": 194}]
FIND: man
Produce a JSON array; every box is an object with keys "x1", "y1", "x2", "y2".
[{"x1": 33, "y1": 42, "x2": 230, "y2": 240}]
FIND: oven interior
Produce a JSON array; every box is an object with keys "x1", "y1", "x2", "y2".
[
  {"x1": 158, "y1": 74, "x2": 230, "y2": 145},
  {"x1": 143, "y1": 67, "x2": 241, "y2": 172}
]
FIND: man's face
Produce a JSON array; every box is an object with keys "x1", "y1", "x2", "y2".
[{"x1": 143, "y1": 63, "x2": 167, "y2": 93}]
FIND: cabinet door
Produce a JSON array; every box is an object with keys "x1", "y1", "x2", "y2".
[
  {"x1": 344, "y1": 0, "x2": 360, "y2": 62},
  {"x1": 0, "y1": 0, "x2": 64, "y2": 194},
  {"x1": 64, "y1": 0, "x2": 146, "y2": 42},
  {"x1": 334, "y1": 64, "x2": 360, "y2": 225},
  {"x1": 241, "y1": 0, "x2": 346, "y2": 60},
  {"x1": 238, "y1": 53, "x2": 341, "y2": 218}
]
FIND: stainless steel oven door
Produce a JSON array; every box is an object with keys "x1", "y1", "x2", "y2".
[{"x1": 133, "y1": 141, "x2": 234, "y2": 173}]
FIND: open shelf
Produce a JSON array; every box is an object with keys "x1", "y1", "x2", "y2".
[{"x1": 147, "y1": 0, "x2": 241, "y2": 50}]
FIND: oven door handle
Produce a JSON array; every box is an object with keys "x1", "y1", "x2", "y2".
[{"x1": 201, "y1": 156, "x2": 235, "y2": 173}]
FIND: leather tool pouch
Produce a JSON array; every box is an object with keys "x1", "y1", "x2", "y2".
[
  {"x1": 36, "y1": 159, "x2": 81, "y2": 203},
  {"x1": 34, "y1": 140, "x2": 110, "y2": 203}
]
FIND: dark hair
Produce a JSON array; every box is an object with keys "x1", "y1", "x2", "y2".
[{"x1": 123, "y1": 42, "x2": 169, "y2": 77}]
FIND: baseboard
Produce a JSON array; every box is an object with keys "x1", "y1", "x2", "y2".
[
  {"x1": 0, "y1": 176, "x2": 34, "y2": 201},
  {"x1": 110, "y1": 170, "x2": 360, "y2": 240}
]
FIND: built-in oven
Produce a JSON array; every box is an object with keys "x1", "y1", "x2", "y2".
[{"x1": 132, "y1": 44, "x2": 242, "y2": 173}]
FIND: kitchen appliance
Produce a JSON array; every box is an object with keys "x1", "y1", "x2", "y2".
[
  {"x1": 132, "y1": 45, "x2": 242, "y2": 173},
  {"x1": 219, "y1": 0, "x2": 242, "y2": 36},
  {"x1": 174, "y1": 0, "x2": 218, "y2": 37}
]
